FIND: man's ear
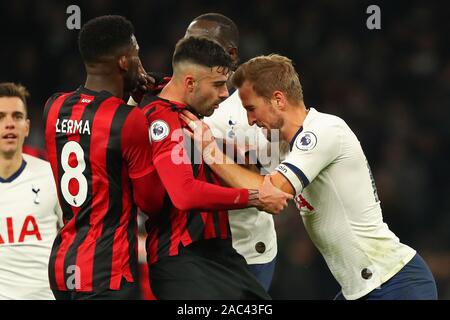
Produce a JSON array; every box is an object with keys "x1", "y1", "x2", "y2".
[
  {"x1": 228, "y1": 47, "x2": 238, "y2": 63},
  {"x1": 118, "y1": 55, "x2": 129, "y2": 72},
  {"x1": 184, "y1": 75, "x2": 195, "y2": 92},
  {"x1": 25, "y1": 119, "x2": 30, "y2": 138},
  {"x1": 272, "y1": 91, "x2": 286, "y2": 110}
]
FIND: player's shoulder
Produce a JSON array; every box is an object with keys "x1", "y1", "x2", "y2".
[
  {"x1": 44, "y1": 91, "x2": 72, "y2": 110},
  {"x1": 290, "y1": 108, "x2": 347, "y2": 153},
  {"x1": 139, "y1": 95, "x2": 181, "y2": 117},
  {"x1": 96, "y1": 101, "x2": 144, "y2": 133},
  {"x1": 118, "y1": 101, "x2": 142, "y2": 116},
  {"x1": 23, "y1": 154, "x2": 52, "y2": 173},
  {"x1": 304, "y1": 108, "x2": 348, "y2": 133},
  {"x1": 45, "y1": 92, "x2": 63, "y2": 102},
  {"x1": 137, "y1": 96, "x2": 184, "y2": 143},
  {"x1": 140, "y1": 96, "x2": 186, "y2": 127},
  {"x1": 46, "y1": 91, "x2": 68, "y2": 101}
]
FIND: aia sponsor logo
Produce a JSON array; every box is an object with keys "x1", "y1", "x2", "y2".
[{"x1": 0, "y1": 215, "x2": 42, "y2": 244}]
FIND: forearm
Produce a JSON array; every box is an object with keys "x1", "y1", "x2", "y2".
[
  {"x1": 208, "y1": 152, "x2": 293, "y2": 214},
  {"x1": 207, "y1": 147, "x2": 264, "y2": 189},
  {"x1": 155, "y1": 154, "x2": 249, "y2": 211}
]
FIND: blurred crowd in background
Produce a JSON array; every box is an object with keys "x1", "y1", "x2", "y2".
[{"x1": 1, "y1": 0, "x2": 449, "y2": 299}]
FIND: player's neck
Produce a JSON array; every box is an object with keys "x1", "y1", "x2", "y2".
[
  {"x1": 84, "y1": 74, "x2": 124, "y2": 100},
  {"x1": 282, "y1": 101, "x2": 309, "y2": 143},
  {"x1": 0, "y1": 151, "x2": 23, "y2": 180},
  {"x1": 158, "y1": 79, "x2": 186, "y2": 105}
]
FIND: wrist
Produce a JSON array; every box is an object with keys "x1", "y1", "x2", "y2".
[
  {"x1": 239, "y1": 188, "x2": 250, "y2": 205},
  {"x1": 247, "y1": 189, "x2": 262, "y2": 208}
]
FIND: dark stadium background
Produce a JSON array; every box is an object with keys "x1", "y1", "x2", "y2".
[{"x1": 1, "y1": 0, "x2": 449, "y2": 299}]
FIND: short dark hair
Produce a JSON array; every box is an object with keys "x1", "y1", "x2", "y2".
[
  {"x1": 78, "y1": 15, "x2": 135, "y2": 63},
  {"x1": 192, "y1": 13, "x2": 239, "y2": 48},
  {"x1": 173, "y1": 37, "x2": 233, "y2": 72},
  {"x1": 0, "y1": 82, "x2": 29, "y2": 113}
]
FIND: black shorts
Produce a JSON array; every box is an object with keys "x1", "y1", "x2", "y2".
[
  {"x1": 52, "y1": 277, "x2": 141, "y2": 300},
  {"x1": 149, "y1": 238, "x2": 271, "y2": 300}
]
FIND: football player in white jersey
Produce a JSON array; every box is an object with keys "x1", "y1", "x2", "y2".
[
  {"x1": 181, "y1": 55, "x2": 438, "y2": 299},
  {"x1": 0, "y1": 82, "x2": 62, "y2": 299},
  {"x1": 184, "y1": 13, "x2": 281, "y2": 291}
]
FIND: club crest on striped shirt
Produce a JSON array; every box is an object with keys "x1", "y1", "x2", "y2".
[
  {"x1": 296, "y1": 131, "x2": 317, "y2": 151},
  {"x1": 150, "y1": 120, "x2": 170, "y2": 142}
]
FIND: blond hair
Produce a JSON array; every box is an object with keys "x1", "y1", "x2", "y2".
[{"x1": 232, "y1": 54, "x2": 303, "y2": 104}]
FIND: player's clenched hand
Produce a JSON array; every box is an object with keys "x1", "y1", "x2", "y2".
[
  {"x1": 147, "y1": 72, "x2": 171, "y2": 93},
  {"x1": 130, "y1": 61, "x2": 155, "y2": 103},
  {"x1": 258, "y1": 174, "x2": 293, "y2": 214}
]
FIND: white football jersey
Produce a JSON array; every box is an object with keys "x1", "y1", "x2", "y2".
[
  {"x1": 275, "y1": 108, "x2": 416, "y2": 300},
  {"x1": 204, "y1": 91, "x2": 278, "y2": 264},
  {"x1": 0, "y1": 154, "x2": 62, "y2": 299}
]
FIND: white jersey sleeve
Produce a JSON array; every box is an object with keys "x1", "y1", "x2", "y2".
[{"x1": 276, "y1": 115, "x2": 341, "y2": 196}]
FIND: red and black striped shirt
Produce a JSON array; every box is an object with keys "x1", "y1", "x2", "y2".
[
  {"x1": 139, "y1": 96, "x2": 249, "y2": 265},
  {"x1": 44, "y1": 86, "x2": 163, "y2": 292}
]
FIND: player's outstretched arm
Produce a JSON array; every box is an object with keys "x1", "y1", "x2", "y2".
[
  {"x1": 153, "y1": 146, "x2": 290, "y2": 214},
  {"x1": 180, "y1": 110, "x2": 296, "y2": 197},
  {"x1": 154, "y1": 152, "x2": 249, "y2": 212}
]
